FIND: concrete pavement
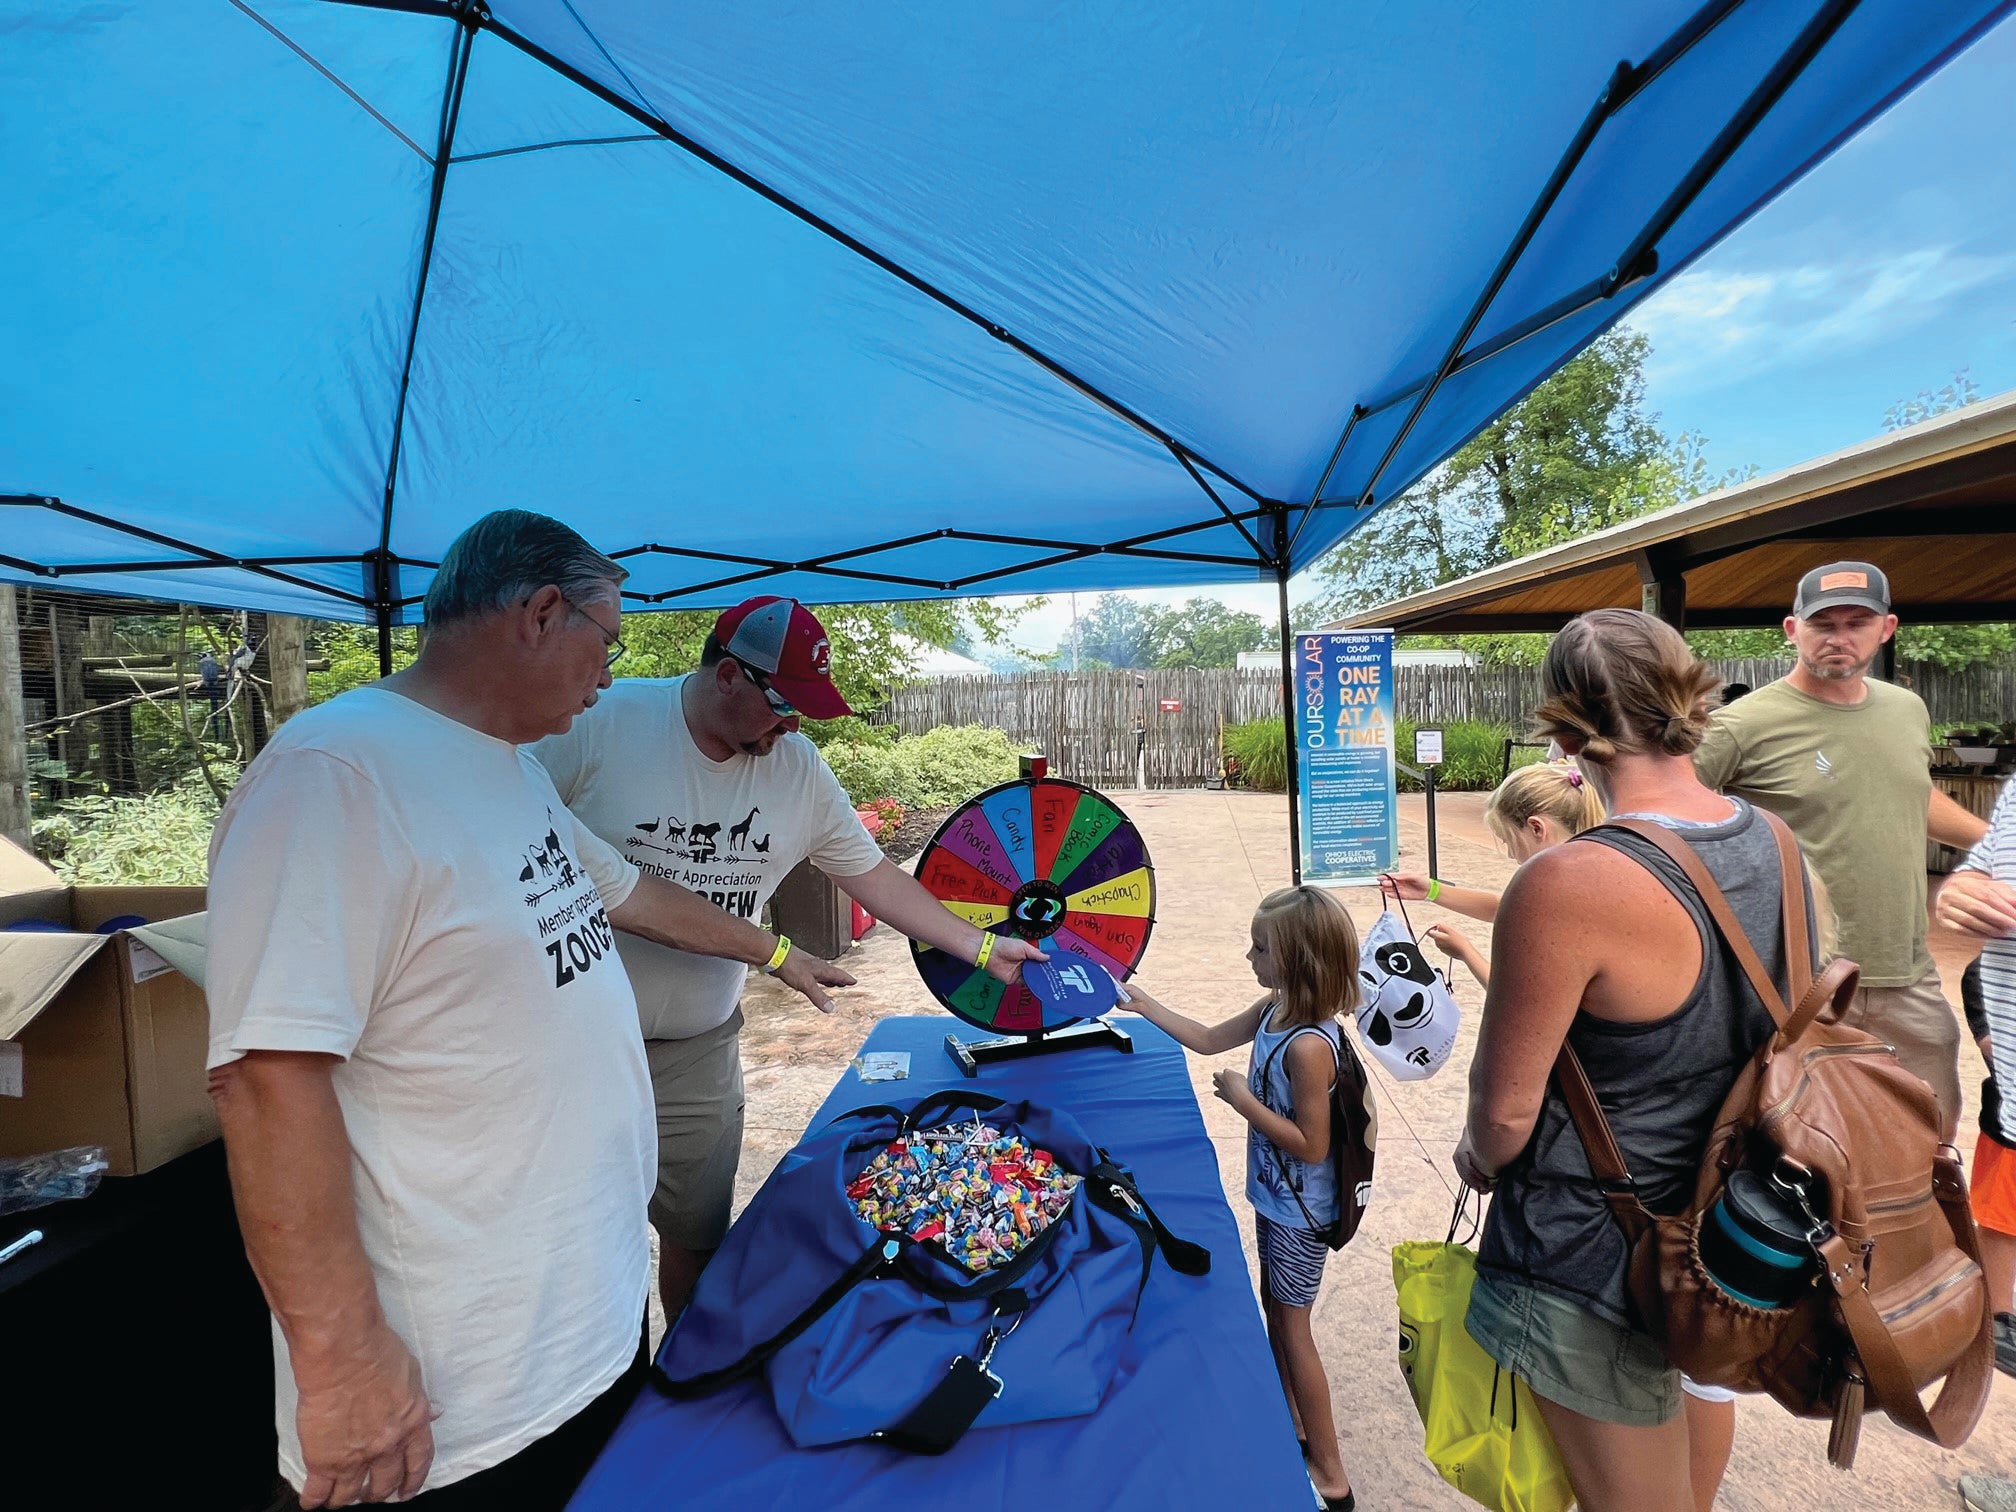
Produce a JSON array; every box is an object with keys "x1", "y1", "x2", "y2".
[{"x1": 724, "y1": 788, "x2": 2015, "y2": 1510}]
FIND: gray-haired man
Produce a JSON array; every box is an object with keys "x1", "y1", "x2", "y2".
[{"x1": 207, "y1": 511, "x2": 853, "y2": 1509}]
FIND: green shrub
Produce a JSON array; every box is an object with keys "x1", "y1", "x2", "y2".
[
  {"x1": 801, "y1": 714, "x2": 898, "y2": 750},
  {"x1": 822, "y1": 724, "x2": 1021, "y2": 809},
  {"x1": 1225, "y1": 718, "x2": 1525, "y2": 794},
  {"x1": 32, "y1": 768, "x2": 237, "y2": 886},
  {"x1": 1394, "y1": 720, "x2": 1523, "y2": 792},
  {"x1": 1223, "y1": 719, "x2": 1289, "y2": 791}
]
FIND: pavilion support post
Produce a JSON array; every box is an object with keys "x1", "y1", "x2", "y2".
[
  {"x1": 1633, "y1": 548, "x2": 1688, "y2": 631},
  {"x1": 0, "y1": 586, "x2": 30, "y2": 850},
  {"x1": 1273, "y1": 517, "x2": 1302, "y2": 885},
  {"x1": 1641, "y1": 574, "x2": 1687, "y2": 630},
  {"x1": 1879, "y1": 638, "x2": 1897, "y2": 683}
]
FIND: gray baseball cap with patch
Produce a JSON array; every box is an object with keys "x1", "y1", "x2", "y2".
[{"x1": 1794, "y1": 561, "x2": 1890, "y2": 619}]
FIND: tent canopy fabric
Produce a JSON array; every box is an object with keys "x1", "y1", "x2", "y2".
[{"x1": 4, "y1": 1, "x2": 2010, "y2": 624}]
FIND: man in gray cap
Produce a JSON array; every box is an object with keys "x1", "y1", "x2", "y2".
[{"x1": 1694, "y1": 560, "x2": 1987, "y2": 1137}]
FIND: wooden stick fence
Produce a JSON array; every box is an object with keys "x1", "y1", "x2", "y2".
[{"x1": 885, "y1": 657, "x2": 2016, "y2": 788}]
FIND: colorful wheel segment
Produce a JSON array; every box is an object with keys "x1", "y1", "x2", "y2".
[{"x1": 911, "y1": 778, "x2": 1156, "y2": 1035}]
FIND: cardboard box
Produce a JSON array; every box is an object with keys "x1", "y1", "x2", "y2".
[{"x1": 0, "y1": 838, "x2": 212, "y2": 1176}]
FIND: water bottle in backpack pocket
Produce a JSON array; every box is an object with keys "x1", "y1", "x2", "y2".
[{"x1": 1555, "y1": 816, "x2": 1993, "y2": 1471}]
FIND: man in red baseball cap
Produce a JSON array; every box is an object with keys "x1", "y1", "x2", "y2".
[
  {"x1": 534, "y1": 596, "x2": 1045, "y2": 1318},
  {"x1": 710, "y1": 594, "x2": 854, "y2": 721}
]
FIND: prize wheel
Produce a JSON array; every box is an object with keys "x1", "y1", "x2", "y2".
[{"x1": 912, "y1": 777, "x2": 1156, "y2": 1034}]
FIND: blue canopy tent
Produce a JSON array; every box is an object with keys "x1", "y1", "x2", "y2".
[{"x1": 5, "y1": 1, "x2": 2010, "y2": 868}]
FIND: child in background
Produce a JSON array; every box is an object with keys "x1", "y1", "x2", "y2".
[
  {"x1": 1123, "y1": 886, "x2": 1364, "y2": 1512},
  {"x1": 1402, "y1": 760, "x2": 1603, "y2": 982},
  {"x1": 1382, "y1": 758, "x2": 1604, "y2": 927}
]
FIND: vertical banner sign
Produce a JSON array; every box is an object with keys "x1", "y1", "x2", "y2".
[{"x1": 1295, "y1": 630, "x2": 1398, "y2": 884}]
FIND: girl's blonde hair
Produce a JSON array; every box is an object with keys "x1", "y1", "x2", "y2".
[
  {"x1": 1486, "y1": 760, "x2": 1605, "y2": 846},
  {"x1": 1253, "y1": 885, "x2": 1362, "y2": 1029},
  {"x1": 1534, "y1": 608, "x2": 1721, "y2": 766}
]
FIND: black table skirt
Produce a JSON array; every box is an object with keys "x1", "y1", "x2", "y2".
[{"x1": 1, "y1": 1140, "x2": 277, "y2": 1509}]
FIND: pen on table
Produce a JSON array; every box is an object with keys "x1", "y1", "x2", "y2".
[{"x1": 0, "y1": 1229, "x2": 45, "y2": 1266}]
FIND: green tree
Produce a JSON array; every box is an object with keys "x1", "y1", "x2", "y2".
[
  {"x1": 1068, "y1": 594, "x2": 1160, "y2": 668},
  {"x1": 303, "y1": 598, "x2": 1032, "y2": 714},
  {"x1": 1898, "y1": 624, "x2": 2016, "y2": 671},
  {"x1": 1686, "y1": 628, "x2": 1785, "y2": 661},
  {"x1": 1687, "y1": 623, "x2": 2016, "y2": 673},
  {"x1": 1303, "y1": 330, "x2": 1745, "y2": 620},
  {"x1": 616, "y1": 598, "x2": 1029, "y2": 712},
  {"x1": 1148, "y1": 599, "x2": 1274, "y2": 668},
  {"x1": 1884, "y1": 370, "x2": 1980, "y2": 431},
  {"x1": 1061, "y1": 593, "x2": 1273, "y2": 669},
  {"x1": 308, "y1": 625, "x2": 419, "y2": 704}
]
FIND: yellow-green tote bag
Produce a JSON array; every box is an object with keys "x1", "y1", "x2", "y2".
[{"x1": 1393, "y1": 1236, "x2": 1575, "y2": 1512}]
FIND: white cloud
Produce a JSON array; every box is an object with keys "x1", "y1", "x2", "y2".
[{"x1": 1628, "y1": 244, "x2": 2016, "y2": 391}]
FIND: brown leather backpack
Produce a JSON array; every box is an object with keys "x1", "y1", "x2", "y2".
[{"x1": 1552, "y1": 813, "x2": 1992, "y2": 1469}]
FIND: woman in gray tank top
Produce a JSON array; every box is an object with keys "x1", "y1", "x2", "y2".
[{"x1": 1454, "y1": 609, "x2": 1803, "y2": 1512}]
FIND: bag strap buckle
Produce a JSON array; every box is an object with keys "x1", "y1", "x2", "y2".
[{"x1": 974, "y1": 1304, "x2": 1026, "y2": 1376}]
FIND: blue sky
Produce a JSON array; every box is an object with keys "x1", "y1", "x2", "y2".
[
  {"x1": 998, "y1": 15, "x2": 2016, "y2": 652},
  {"x1": 1625, "y1": 12, "x2": 2016, "y2": 480}
]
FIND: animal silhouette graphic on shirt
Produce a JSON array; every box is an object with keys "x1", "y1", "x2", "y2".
[
  {"x1": 627, "y1": 817, "x2": 691, "y2": 858},
  {"x1": 625, "y1": 811, "x2": 773, "y2": 865},
  {"x1": 519, "y1": 826, "x2": 579, "y2": 903},
  {"x1": 729, "y1": 807, "x2": 761, "y2": 851}
]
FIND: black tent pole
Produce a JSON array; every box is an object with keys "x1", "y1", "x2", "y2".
[
  {"x1": 376, "y1": 603, "x2": 394, "y2": 678},
  {"x1": 1274, "y1": 513, "x2": 1302, "y2": 885}
]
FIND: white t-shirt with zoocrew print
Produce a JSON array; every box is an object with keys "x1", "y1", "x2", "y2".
[
  {"x1": 204, "y1": 686, "x2": 655, "y2": 1495},
  {"x1": 532, "y1": 676, "x2": 884, "y2": 1041}
]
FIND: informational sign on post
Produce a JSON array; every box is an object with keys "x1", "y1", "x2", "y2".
[
  {"x1": 1414, "y1": 727, "x2": 1443, "y2": 766},
  {"x1": 1293, "y1": 630, "x2": 1398, "y2": 885}
]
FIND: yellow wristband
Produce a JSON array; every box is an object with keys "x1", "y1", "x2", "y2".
[
  {"x1": 1426, "y1": 879, "x2": 1442, "y2": 903},
  {"x1": 974, "y1": 932, "x2": 997, "y2": 971},
  {"x1": 763, "y1": 935, "x2": 792, "y2": 973}
]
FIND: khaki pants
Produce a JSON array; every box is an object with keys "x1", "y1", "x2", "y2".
[
  {"x1": 643, "y1": 1009, "x2": 746, "y2": 1250},
  {"x1": 1837, "y1": 970, "x2": 1962, "y2": 1133}
]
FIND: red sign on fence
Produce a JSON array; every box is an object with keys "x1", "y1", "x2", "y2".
[{"x1": 1158, "y1": 698, "x2": 1182, "y2": 713}]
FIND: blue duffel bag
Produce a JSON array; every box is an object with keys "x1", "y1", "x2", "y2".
[{"x1": 652, "y1": 1088, "x2": 1209, "y2": 1453}]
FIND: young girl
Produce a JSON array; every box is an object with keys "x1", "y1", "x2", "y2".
[
  {"x1": 1383, "y1": 759, "x2": 1604, "y2": 984},
  {"x1": 1389, "y1": 759, "x2": 1741, "y2": 1512},
  {"x1": 1123, "y1": 886, "x2": 1363, "y2": 1512}
]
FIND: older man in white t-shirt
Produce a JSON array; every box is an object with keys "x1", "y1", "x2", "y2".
[
  {"x1": 533, "y1": 596, "x2": 1044, "y2": 1317},
  {"x1": 206, "y1": 516, "x2": 853, "y2": 1510}
]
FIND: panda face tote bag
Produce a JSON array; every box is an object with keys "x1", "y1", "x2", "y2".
[{"x1": 1357, "y1": 906, "x2": 1460, "y2": 1081}]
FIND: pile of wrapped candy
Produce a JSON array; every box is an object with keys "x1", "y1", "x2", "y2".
[{"x1": 848, "y1": 1118, "x2": 1082, "y2": 1272}]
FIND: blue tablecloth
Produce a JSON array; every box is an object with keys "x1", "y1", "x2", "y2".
[{"x1": 569, "y1": 1015, "x2": 1314, "y2": 1511}]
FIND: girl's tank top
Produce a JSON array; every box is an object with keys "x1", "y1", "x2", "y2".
[{"x1": 1246, "y1": 1006, "x2": 1342, "y2": 1230}]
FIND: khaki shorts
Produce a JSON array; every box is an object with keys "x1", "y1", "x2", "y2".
[
  {"x1": 644, "y1": 1009, "x2": 746, "y2": 1251},
  {"x1": 1465, "y1": 1271, "x2": 1681, "y2": 1428},
  {"x1": 1838, "y1": 971, "x2": 1962, "y2": 1131}
]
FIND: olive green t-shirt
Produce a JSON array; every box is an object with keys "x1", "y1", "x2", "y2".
[{"x1": 1692, "y1": 677, "x2": 1933, "y2": 986}]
